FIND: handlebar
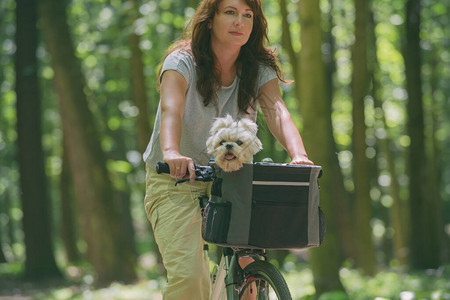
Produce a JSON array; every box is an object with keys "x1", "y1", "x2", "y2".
[
  {"x1": 155, "y1": 162, "x2": 171, "y2": 174},
  {"x1": 156, "y1": 161, "x2": 321, "y2": 185},
  {"x1": 156, "y1": 162, "x2": 215, "y2": 185}
]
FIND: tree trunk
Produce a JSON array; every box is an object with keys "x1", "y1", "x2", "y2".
[
  {"x1": 0, "y1": 196, "x2": 7, "y2": 263},
  {"x1": 279, "y1": 0, "x2": 299, "y2": 84},
  {"x1": 323, "y1": 0, "x2": 356, "y2": 262},
  {"x1": 368, "y1": 11, "x2": 408, "y2": 264},
  {"x1": 124, "y1": 0, "x2": 165, "y2": 274},
  {"x1": 0, "y1": 31, "x2": 7, "y2": 263},
  {"x1": 298, "y1": 0, "x2": 345, "y2": 295},
  {"x1": 373, "y1": 84, "x2": 408, "y2": 264},
  {"x1": 281, "y1": 0, "x2": 355, "y2": 266},
  {"x1": 37, "y1": 0, "x2": 137, "y2": 285},
  {"x1": 128, "y1": 0, "x2": 152, "y2": 154},
  {"x1": 15, "y1": 0, "x2": 61, "y2": 279},
  {"x1": 0, "y1": 241, "x2": 6, "y2": 263},
  {"x1": 351, "y1": 0, "x2": 376, "y2": 275},
  {"x1": 60, "y1": 142, "x2": 81, "y2": 263},
  {"x1": 404, "y1": 0, "x2": 440, "y2": 269},
  {"x1": 427, "y1": 49, "x2": 445, "y2": 263},
  {"x1": 5, "y1": 191, "x2": 16, "y2": 260}
]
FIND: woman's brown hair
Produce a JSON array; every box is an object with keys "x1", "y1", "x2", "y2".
[{"x1": 158, "y1": 0, "x2": 284, "y2": 114}]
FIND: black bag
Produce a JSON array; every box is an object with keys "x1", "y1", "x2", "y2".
[{"x1": 202, "y1": 163, "x2": 326, "y2": 249}]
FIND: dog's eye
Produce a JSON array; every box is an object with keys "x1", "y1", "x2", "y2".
[
  {"x1": 236, "y1": 140, "x2": 243, "y2": 146},
  {"x1": 220, "y1": 140, "x2": 225, "y2": 145}
]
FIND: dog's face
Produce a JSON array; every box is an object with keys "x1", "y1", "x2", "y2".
[{"x1": 206, "y1": 115, "x2": 262, "y2": 172}]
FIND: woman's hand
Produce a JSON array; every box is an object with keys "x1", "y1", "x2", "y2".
[
  {"x1": 290, "y1": 154, "x2": 314, "y2": 165},
  {"x1": 163, "y1": 151, "x2": 196, "y2": 183}
]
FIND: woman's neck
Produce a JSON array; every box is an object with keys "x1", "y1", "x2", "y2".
[{"x1": 211, "y1": 43, "x2": 240, "y2": 85}]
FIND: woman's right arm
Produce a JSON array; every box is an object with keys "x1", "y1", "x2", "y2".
[{"x1": 160, "y1": 70, "x2": 196, "y2": 182}]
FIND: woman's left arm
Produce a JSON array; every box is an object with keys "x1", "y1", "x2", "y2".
[{"x1": 258, "y1": 78, "x2": 313, "y2": 165}]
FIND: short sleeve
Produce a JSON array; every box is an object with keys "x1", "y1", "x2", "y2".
[
  {"x1": 160, "y1": 50, "x2": 195, "y2": 88},
  {"x1": 257, "y1": 64, "x2": 278, "y2": 91}
]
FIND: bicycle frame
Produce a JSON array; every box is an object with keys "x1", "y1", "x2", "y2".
[
  {"x1": 211, "y1": 247, "x2": 267, "y2": 300},
  {"x1": 224, "y1": 250, "x2": 240, "y2": 299}
]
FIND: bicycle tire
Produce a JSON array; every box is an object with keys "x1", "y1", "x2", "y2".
[{"x1": 238, "y1": 261, "x2": 292, "y2": 300}]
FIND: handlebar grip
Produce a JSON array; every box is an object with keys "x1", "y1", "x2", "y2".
[{"x1": 156, "y1": 162, "x2": 170, "y2": 174}]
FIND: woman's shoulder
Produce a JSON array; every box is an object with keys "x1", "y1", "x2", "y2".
[
  {"x1": 160, "y1": 45, "x2": 196, "y2": 85},
  {"x1": 165, "y1": 47, "x2": 195, "y2": 65},
  {"x1": 257, "y1": 61, "x2": 272, "y2": 71},
  {"x1": 257, "y1": 62, "x2": 278, "y2": 80}
]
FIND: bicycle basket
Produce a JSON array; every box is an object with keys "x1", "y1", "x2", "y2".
[{"x1": 201, "y1": 162, "x2": 326, "y2": 249}]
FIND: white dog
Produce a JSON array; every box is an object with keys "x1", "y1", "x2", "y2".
[{"x1": 206, "y1": 115, "x2": 262, "y2": 172}]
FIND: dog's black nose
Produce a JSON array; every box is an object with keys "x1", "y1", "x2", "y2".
[{"x1": 226, "y1": 144, "x2": 233, "y2": 150}]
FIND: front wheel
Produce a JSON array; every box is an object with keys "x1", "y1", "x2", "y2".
[{"x1": 239, "y1": 261, "x2": 292, "y2": 300}]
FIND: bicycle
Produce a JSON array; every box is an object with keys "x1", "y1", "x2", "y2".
[
  {"x1": 208, "y1": 246, "x2": 291, "y2": 299},
  {"x1": 155, "y1": 161, "x2": 323, "y2": 299}
]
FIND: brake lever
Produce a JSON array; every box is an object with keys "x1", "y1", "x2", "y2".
[
  {"x1": 175, "y1": 178, "x2": 190, "y2": 186},
  {"x1": 174, "y1": 165, "x2": 215, "y2": 185}
]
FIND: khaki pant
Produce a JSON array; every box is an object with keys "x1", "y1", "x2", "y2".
[{"x1": 144, "y1": 165, "x2": 211, "y2": 300}]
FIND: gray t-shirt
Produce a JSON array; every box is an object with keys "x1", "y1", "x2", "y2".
[{"x1": 143, "y1": 49, "x2": 277, "y2": 168}]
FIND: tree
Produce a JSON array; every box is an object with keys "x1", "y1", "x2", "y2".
[
  {"x1": 322, "y1": 0, "x2": 357, "y2": 262},
  {"x1": 37, "y1": 0, "x2": 137, "y2": 285},
  {"x1": 279, "y1": 0, "x2": 299, "y2": 93},
  {"x1": 280, "y1": 0, "x2": 356, "y2": 265},
  {"x1": 0, "y1": 195, "x2": 7, "y2": 263},
  {"x1": 60, "y1": 143, "x2": 81, "y2": 263},
  {"x1": 0, "y1": 242, "x2": 5, "y2": 263},
  {"x1": 127, "y1": 0, "x2": 152, "y2": 154},
  {"x1": 297, "y1": 0, "x2": 345, "y2": 295},
  {"x1": 351, "y1": 0, "x2": 376, "y2": 275},
  {"x1": 404, "y1": 0, "x2": 440, "y2": 269},
  {"x1": 427, "y1": 48, "x2": 446, "y2": 264},
  {"x1": 368, "y1": 10, "x2": 408, "y2": 264},
  {"x1": 15, "y1": 0, "x2": 61, "y2": 279}
]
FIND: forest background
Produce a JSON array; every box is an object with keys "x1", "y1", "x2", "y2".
[{"x1": 1, "y1": 0, "x2": 449, "y2": 298}]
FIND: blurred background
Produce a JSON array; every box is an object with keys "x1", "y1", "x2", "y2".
[{"x1": 1, "y1": 0, "x2": 449, "y2": 298}]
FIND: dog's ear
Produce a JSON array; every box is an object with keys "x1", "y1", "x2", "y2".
[
  {"x1": 249, "y1": 135, "x2": 263, "y2": 154},
  {"x1": 237, "y1": 118, "x2": 262, "y2": 155},
  {"x1": 206, "y1": 135, "x2": 215, "y2": 154},
  {"x1": 237, "y1": 118, "x2": 258, "y2": 135},
  {"x1": 210, "y1": 114, "x2": 234, "y2": 135}
]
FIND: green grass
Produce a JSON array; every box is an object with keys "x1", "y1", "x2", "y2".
[
  {"x1": 283, "y1": 261, "x2": 450, "y2": 300},
  {"x1": 339, "y1": 266, "x2": 450, "y2": 300},
  {"x1": 1, "y1": 254, "x2": 449, "y2": 300}
]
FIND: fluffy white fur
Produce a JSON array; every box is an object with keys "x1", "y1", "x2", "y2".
[{"x1": 206, "y1": 115, "x2": 262, "y2": 172}]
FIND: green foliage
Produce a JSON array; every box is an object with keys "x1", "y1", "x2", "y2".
[
  {"x1": 1, "y1": 0, "x2": 450, "y2": 294},
  {"x1": 1, "y1": 261, "x2": 449, "y2": 299},
  {"x1": 340, "y1": 266, "x2": 450, "y2": 300},
  {"x1": 318, "y1": 291, "x2": 349, "y2": 300},
  {"x1": 282, "y1": 264, "x2": 450, "y2": 299}
]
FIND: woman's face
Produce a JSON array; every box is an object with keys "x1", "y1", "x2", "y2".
[{"x1": 210, "y1": 0, "x2": 254, "y2": 49}]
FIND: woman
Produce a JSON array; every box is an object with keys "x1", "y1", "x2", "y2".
[{"x1": 143, "y1": 0, "x2": 312, "y2": 298}]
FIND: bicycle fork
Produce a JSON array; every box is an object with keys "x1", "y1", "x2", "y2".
[{"x1": 224, "y1": 252, "x2": 241, "y2": 299}]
